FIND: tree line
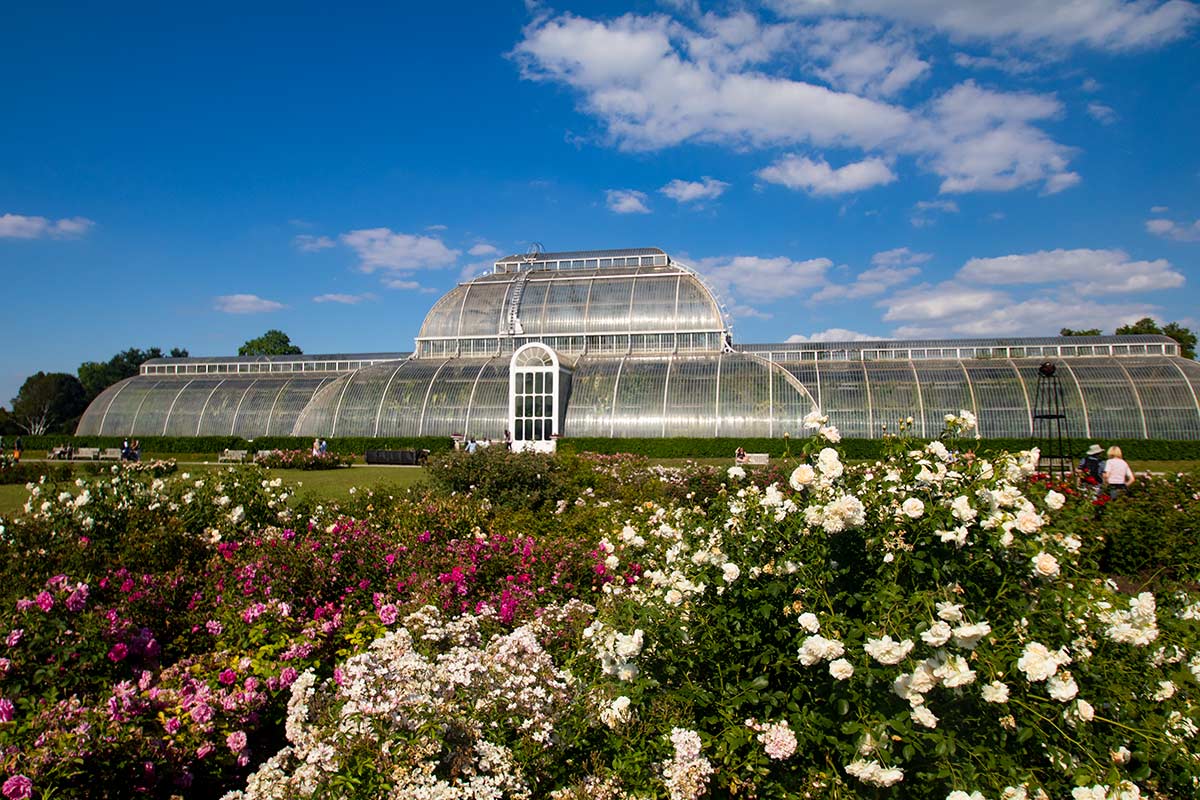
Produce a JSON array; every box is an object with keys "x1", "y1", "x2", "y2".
[
  {"x1": 1, "y1": 330, "x2": 302, "y2": 435},
  {"x1": 1060, "y1": 317, "x2": 1196, "y2": 359}
]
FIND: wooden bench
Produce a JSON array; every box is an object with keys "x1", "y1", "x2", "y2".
[
  {"x1": 48, "y1": 446, "x2": 70, "y2": 460},
  {"x1": 256, "y1": 450, "x2": 275, "y2": 459},
  {"x1": 218, "y1": 449, "x2": 248, "y2": 463},
  {"x1": 99, "y1": 448, "x2": 123, "y2": 461},
  {"x1": 72, "y1": 447, "x2": 100, "y2": 461},
  {"x1": 737, "y1": 452, "x2": 769, "y2": 465}
]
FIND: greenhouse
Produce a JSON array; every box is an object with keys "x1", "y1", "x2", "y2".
[{"x1": 76, "y1": 247, "x2": 1200, "y2": 442}]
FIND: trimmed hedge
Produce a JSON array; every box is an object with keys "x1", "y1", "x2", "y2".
[
  {"x1": 20, "y1": 436, "x2": 455, "y2": 457},
  {"x1": 16, "y1": 435, "x2": 1200, "y2": 461},
  {"x1": 556, "y1": 436, "x2": 1200, "y2": 461}
]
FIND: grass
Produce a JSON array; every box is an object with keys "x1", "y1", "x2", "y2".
[{"x1": 0, "y1": 465, "x2": 428, "y2": 519}]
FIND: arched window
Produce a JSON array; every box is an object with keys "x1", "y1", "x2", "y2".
[{"x1": 510, "y1": 343, "x2": 563, "y2": 447}]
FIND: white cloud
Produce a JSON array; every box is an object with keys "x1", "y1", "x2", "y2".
[
  {"x1": 915, "y1": 81, "x2": 1077, "y2": 195},
  {"x1": 425, "y1": 224, "x2": 448, "y2": 231},
  {"x1": 890, "y1": 294, "x2": 1158, "y2": 338},
  {"x1": 802, "y1": 18, "x2": 930, "y2": 97},
  {"x1": 1087, "y1": 102, "x2": 1117, "y2": 124},
  {"x1": 661, "y1": 176, "x2": 729, "y2": 203},
  {"x1": 757, "y1": 154, "x2": 896, "y2": 195},
  {"x1": 1150, "y1": 205, "x2": 1169, "y2": 213},
  {"x1": 606, "y1": 189, "x2": 651, "y2": 214},
  {"x1": 468, "y1": 243, "x2": 501, "y2": 256},
  {"x1": 293, "y1": 234, "x2": 335, "y2": 252},
  {"x1": 313, "y1": 293, "x2": 375, "y2": 304},
  {"x1": 0, "y1": 213, "x2": 95, "y2": 239},
  {"x1": 1146, "y1": 217, "x2": 1200, "y2": 242},
  {"x1": 786, "y1": 328, "x2": 883, "y2": 342},
  {"x1": 214, "y1": 294, "x2": 286, "y2": 314},
  {"x1": 693, "y1": 254, "x2": 833, "y2": 303},
  {"x1": 340, "y1": 229, "x2": 460, "y2": 272},
  {"x1": 1081, "y1": 78, "x2": 1102, "y2": 92},
  {"x1": 383, "y1": 278, "x2": 423, "y2": 291},
  {"x1": 883, "y1": 283, "x2": 1005, "y2": 321},
  {"x1": 813, "y1": 263, "x2": 922, "y2": 301},
  {"x1": 952, "y1": 51, "x2": 1038, "y2": 75},
  {"x1": 1041, "y1": 171, "x2": 1082, "y2": 195},
  {"x1": 958, "y1": 248, "x2": 1185, "y2": 294},
  {"x1": 768, "y1": 0, "x2": 1200, "y2": 51},
  {"x1": 911, "y1": 198, "x2": 959, "y2": 226},
  {"x1": 871, "y1": 246, "x2": 932, "y2": 267},
  {"x1": 514, "y1": 14, "x2": 1082, "y2": 196}
]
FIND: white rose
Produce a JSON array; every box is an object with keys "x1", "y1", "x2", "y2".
[
  {"x1": 981, "y1": 680, "x2": 1010, "y2": 703},
  {"x1": 797, "y1": 612, "x2": 820, "y2": 633},
  {"x1": 722, "y1": 562, "x2": 741, "y2": 583},
  {"x1": 901, "y1": 498, "x2": 925, "y2": 519},
  {"x1": 789, "y1": 464, "x2": 815, "y2": 490},
  {"x1": 1031, "y1": 552, "x2": 1060, "y2": 579},
  {"x1": 829, "y1": 658, "x2": 854, "y2": 680},
  {"x1": 1044, "y1": 490, "x2": 1066, "y2": 510}
]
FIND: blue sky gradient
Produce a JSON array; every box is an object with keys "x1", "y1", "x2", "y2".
[{"x1": 2, "y1": 0, "x2": 1198, "y2": 406}]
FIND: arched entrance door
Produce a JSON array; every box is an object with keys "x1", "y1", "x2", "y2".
[{"x1": 509, "y1": 343, "x2": 567, "y2": 452}]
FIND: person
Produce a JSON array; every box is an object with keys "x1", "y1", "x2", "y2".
[
  {"x1": 735, "y1": 446, "x2": 748, "y2": 464},
  {"x1": 466, "y1": 437, "x2": 478, "y2": 454},
  {"x1": 131, "y1": 440, "x2": 141, "y2": 462},
  {"x1": 503, "y1": 429, "x2": 512, "y2": 450},
  {"x1": 319, "y1": 439, "x2": 328, "y2": 455},
  {"x1": 122, "y1": 437, "x2": 131, "y2": 460},
  {"x1": 1078, "y1": 444, "x2": 1105, "y2": 492},
  {"x1": 312, "y1": 438, "x2": 321, "y2": 457},
  {"x1": 1102, "y1": 445, "x2": 1135, "y2": 499},
  {"x1": 13, "y1": 436, "x2": 21, "y2": 463}
]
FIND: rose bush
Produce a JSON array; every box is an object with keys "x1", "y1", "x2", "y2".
[{"x1": 0, "y1": 432, "x2": 1195, "y2": 799}]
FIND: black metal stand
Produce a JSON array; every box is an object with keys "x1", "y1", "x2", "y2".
[{"x1": 1031, "y1": 361, "x2": 1072, "y2": 479}]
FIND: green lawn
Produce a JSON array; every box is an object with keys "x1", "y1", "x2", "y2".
[{"x1": 0, "y1": 465, "x2": 428, "y2": 519}]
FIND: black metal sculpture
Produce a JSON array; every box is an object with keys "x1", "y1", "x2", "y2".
[{"x1": 1031, "y1": 361, "x2": 1073, "y2": 479}]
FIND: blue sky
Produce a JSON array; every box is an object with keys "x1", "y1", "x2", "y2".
[{"x1": 2, "y1": 0, "x2": 1198, "y2": 406}]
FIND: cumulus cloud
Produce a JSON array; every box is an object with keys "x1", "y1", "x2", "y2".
[
  {"x1": 1146, "y1": 217, "x2": 1200, "y2": 242},
  {"x1": 340, "y1": 229, "x2": 460, "y2": 272},
  {"x1": 911, "y1": 198, "x2": 959, "y2": 227},
  {"x1": 468, "y1": 243, "x2": 501, "y2": 256},
  {"x1": 768, "y1": 0, "x2": 1200, "y2": 51},
  {"x1": 871, "y1": 247, "x2": 932, "y2": 267},
  {"x1": 606, "y1": 189, "x2": 651, "y2": 214},
  {"x1": 877, "y1": 245, "x2": 1183, "y2": 337},
  {"x1": 214, "y1": 294, "x2": 285, "y2": 314},
  {"x1": 813, "y1": 263, "x2": 922, "y2": 302},
  {"x1": 1087, "y1": 102, "x2": 1118, "y2": 124},
  {"x1": 952, "y1": 51, "x2": 1038, "y2": 75},
  {"x1": 293, "y1": 234, "x2": 335, "y2": 252},
  {"x1": 757, "y1": 154, "x2": 896, "y2": 195},
  {"x1": 801, "y1": 18, "x2": 930, "y2": 97},
  {"x1": 786, "y1": 328, "x2": 883, "y2": 342},
  {"x1": 513, "y1": 13, "x2": 1081, "y2": 196},
  {"x1": 0, "y1": 213, "x2": 95, "y2": 239},
  {"x1": 693, "y1": 254, "x2": 833, "y2": 303},
  {"x1": 313, "y1": 293, "x2": 375, "y2": 304},
  {"x1": 958, "y1": 248, "x2": 1185, "y2": 294},
  {"x1": 661, "y1": 176, "x2": 729, "y2": 203}
]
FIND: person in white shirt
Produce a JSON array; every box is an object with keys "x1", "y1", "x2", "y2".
[{"x1": 1102, "y1": 445, "x2": 1135, "y2": 499}]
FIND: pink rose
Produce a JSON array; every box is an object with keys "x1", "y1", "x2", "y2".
[
  {"x1": 107, "y1": 643, "x2": 128, "y2": 662},
  {"x1": 379, "y1": 604, "x2": 398, "y2": 625},
  {"x1": 34, "y1": 593, "x2": 53, "y2": 613},
  {"x1": 4, "y1": 631, "x2": 21, "y2": 648},
  {"x1": 2, "y1": 775, "x2": 32, "y2": 800},
  {"x1": 226, "y1": 730, "x2": 247, "y2": 753},
  {"x1": 279, "y1": 667, "x2": 298, "y2": 687},
  {"x1": 0, "y1": 699, "x2": 13, "y2": 723},
  {"x1": 218, "y1": 668, "x2": 236, "y2": 685},
  {"x1": 164, "y1": 717, "x2": 182, "y2": 734}
]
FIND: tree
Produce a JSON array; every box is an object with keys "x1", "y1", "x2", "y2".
[
  {"x1": 239, "y1": 330, "x2": 302, "y2": 357},
  {"x1": 1115, "y1": 317, "x2": 1196, "y2": 359},
  {"x1": 11, "y1": 372, "x2": 88, "y2": 435},
  {"x1": 77, "y1": 346, "x2": 189, "y2": 400},
  {"x1": 1059, "y1": 327, "x2": 1101, "y2": 336}
]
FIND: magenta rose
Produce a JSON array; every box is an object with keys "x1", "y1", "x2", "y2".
[{"x1": 2, "y1": 775, "x2": 32, "y2": 800}]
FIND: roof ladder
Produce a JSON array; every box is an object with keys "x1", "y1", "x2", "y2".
[{"x1": 506, "y1": 271, "x2": 530, "y2": 335}]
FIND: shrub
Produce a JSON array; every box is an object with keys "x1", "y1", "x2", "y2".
[
  {"x1": 425, "y1": 447, "x2": 597, "y2": 512},
  {"x1": 1096, "y1": 469, "x2": 1200, "y2": 582},
  {"x1": 251, "y1": 449, "x2": 352, "y2": 470}
]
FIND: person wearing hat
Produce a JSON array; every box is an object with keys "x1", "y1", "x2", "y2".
[{"x1": 1078, "y1": 444, "x2": 1105, "y2": 492}]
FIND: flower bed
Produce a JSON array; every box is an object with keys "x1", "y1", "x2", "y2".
[
  {"x1": 251, "y1": 449, "x2": 352, "y2": 470},
  {"x1": 0, "y1": 431, "x2": 1196, "y2": 799}
]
